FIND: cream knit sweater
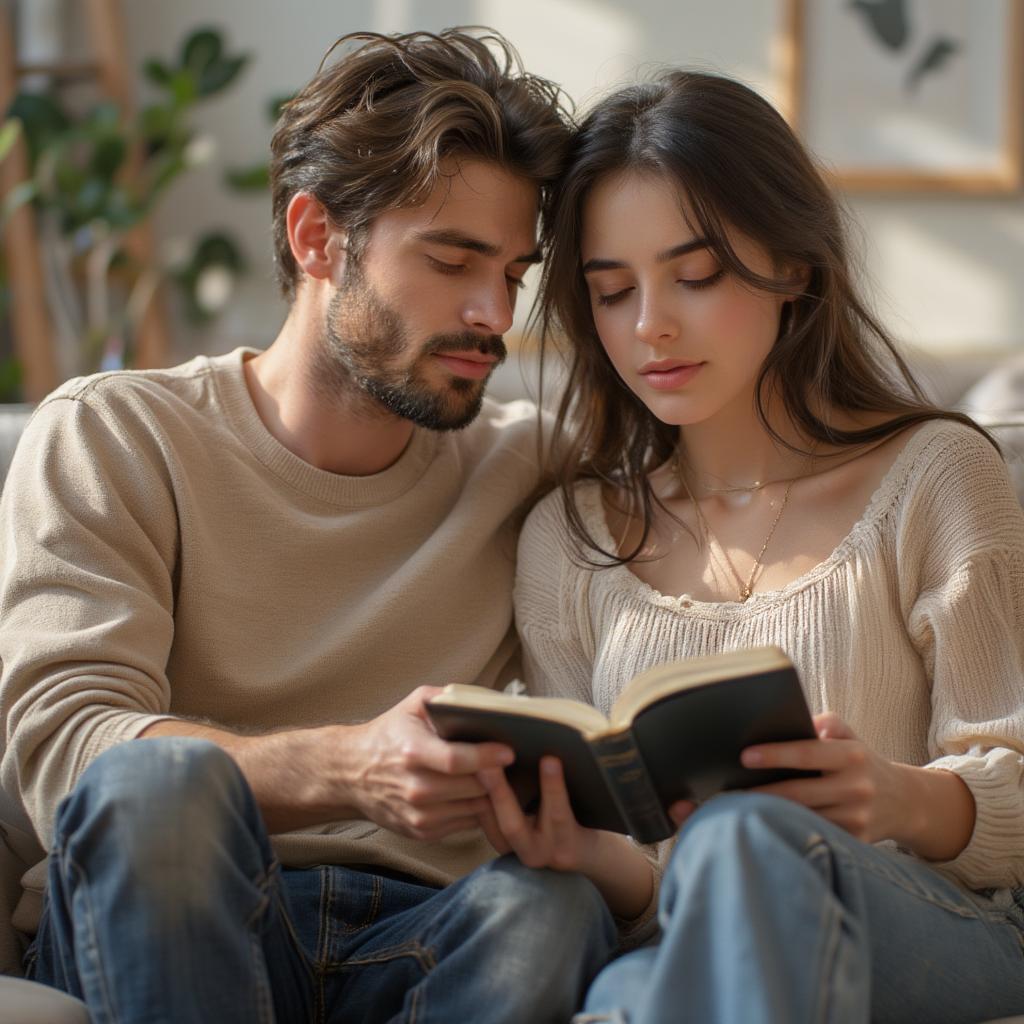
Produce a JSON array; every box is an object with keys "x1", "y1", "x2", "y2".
[
  {"x1": 0, "y1": 348, "x2": 544, "y2": 934},
  {"x1": 515, "y1": 420, "x2": 1024, "y2": 891}
]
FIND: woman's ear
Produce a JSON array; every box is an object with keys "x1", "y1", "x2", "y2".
[
  {"x1": 286, "y1": 192, "x2": 350, "y2": 284},
  {"x1": 780, "y1": 262, "x2": 811, "y2": 298}
]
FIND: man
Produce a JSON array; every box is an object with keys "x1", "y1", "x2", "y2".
[{"x1": 0, "y1": 29, "x2": 615, "y2": 1022}]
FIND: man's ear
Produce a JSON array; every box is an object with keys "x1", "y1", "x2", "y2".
[{"x1": 286, "y1": 192, "x2": 349, "y2": 283}]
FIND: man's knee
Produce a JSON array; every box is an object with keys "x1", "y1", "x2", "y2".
[
  {"x1": 56, "y1": 737, "x2": 249, "y2": 858},
  {"x1": 462, "y1": 855, "x2": 616, "y2": 950}
]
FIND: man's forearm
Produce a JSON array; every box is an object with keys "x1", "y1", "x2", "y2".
[{"x1": 140, "y1": 718, "x2": 360, "y2": 833}]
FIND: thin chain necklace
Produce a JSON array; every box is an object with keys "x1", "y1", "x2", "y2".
[{"x1": 673, "y1": 449, "x2": 810, "y2": 602}]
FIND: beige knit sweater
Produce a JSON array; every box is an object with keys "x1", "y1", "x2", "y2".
[
  {"x1": 0, "y1": 348, "x2": 544, "y2": 934},
  {"x1": 515, "y1": 420, "x2": 1024, "y2": 891}
]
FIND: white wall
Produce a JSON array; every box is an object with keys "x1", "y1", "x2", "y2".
[{"x1": 116, "y1": 0, "x2": 1024, "y2": 360}]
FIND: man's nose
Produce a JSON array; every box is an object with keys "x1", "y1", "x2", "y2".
[{"x1": 462, "y1": 280, "x2": 515, "y2": 336}]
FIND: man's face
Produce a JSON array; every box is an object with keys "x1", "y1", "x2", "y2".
[{"x1": 318, "y1": 159, "x2": 540, "y2": 431}]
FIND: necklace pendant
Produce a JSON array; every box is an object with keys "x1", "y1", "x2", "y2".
[{"x1": 739, "y1": 586, "x2": 752, "y2": 601}]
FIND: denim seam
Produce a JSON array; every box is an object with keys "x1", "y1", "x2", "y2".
[
  {"x1": 848, "y1": 848, "x2": 1001, "y2": 921},
  {"x1": 806, "y1": 836, "x2": 844, "y2": 1024},
  {"x1": 246, "y1": 928, "x2": 275, "y2": 1024},
  {"x1": 261, "y1": 861, "x2": 315, "y2": 984},
  {"x1": 317, "y1": 866, "x2": 332, "y2": 967},
  {"x1": 337, "y1": 872, "x2": 384, "y2": 936},
  {"x1": 64, "y1": 851, "x2": 118, "y2": 1024},
  {"x1": 408, "y1": 979, "x2": 424, "y2": 1024},
  {"x1": 322, "y1": 939, "x2": 436, "y2": 974}
]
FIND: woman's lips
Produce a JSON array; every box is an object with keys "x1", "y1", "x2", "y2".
[{"x1": 640, "y1": 362, "x2": 704, "y2": 390}]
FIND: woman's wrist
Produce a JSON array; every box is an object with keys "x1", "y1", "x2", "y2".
[
  {"x1": 578, "y1": 830, "x2": 655, "y2": 920},
  {"x1": 890, "y1": 763, "x2": 976, "y2": 861}
]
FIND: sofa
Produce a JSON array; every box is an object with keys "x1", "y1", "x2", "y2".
[{"x1": 1, "y1": 348, "x2": 1024, "y2": 1023}]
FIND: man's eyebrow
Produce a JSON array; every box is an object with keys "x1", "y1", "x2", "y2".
[
  {"x1": 581, "y1": 238, "x2": 710, "y2": 274},
  {"x1": 415, "y1": 229, "x2": 541, "y2": 264}
]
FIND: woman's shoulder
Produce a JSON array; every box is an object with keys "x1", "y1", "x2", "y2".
[
  {"x1": 520, "y1": 479, "x2": 604, "y2": 544},
  {"x1": 882, "y1": 416, "x2": 1024, "y2": 556},
  {"x1": 889, "y1": 416, "x2": 1008, "y2": 495}
]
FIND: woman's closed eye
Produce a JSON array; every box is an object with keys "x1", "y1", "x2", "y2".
[{"x1": 595, "y1": 269, "x2": 725, "y2": 307}]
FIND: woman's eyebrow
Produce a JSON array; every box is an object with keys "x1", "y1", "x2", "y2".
[{"x1": 581, "y1": 237, "x2": 710, "y2": 274}]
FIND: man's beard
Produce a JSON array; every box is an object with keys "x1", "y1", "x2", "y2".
[{"x1": 314, "y1": 263, "x2": 507, "y2": 432}]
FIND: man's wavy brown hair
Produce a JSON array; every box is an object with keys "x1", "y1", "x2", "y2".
[{"x1": 269, "y1": 27, "x2": 572, "y2": 299}]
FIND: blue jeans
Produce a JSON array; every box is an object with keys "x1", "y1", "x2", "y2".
[
  {"x1": 24, "y1": 738, "x2": 616, "y2": 1023},
  {"x1": 577, "y1": 792, "x2": 1024, "y2": 1024}
]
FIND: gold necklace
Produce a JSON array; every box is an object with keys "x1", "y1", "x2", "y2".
[{"x1": 673, "y1": 452, "x2": 805, "y2": 602}]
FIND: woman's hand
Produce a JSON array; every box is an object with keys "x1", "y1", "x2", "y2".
[
  {"x1": 740, "y1": 711, "x2": 909, "y2": 844},
  {"x1": 477, "y1": 757, "x2": 655, "y2": 919},
  {"x1": 477, "y1": 756, "x2": 605, "y2": 873},
  {"x1": 740, "y1": 711, "x2": 976, "y2": 859}
]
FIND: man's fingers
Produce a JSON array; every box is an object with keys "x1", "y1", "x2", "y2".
[
  {"x1": 404, "y1": 771, "x2": 488, "y2": 805},
  {"x1": 415, "y1": 734, "x2": 514, "y2": 776}
]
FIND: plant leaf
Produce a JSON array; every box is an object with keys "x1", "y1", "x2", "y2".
[
  {"x1": 5, "y1": 92, "x2": 70, "y2": 164},
  {"x1": 198, "y1": 55, "x2": 249, "y2": 97},
  {"x1": 169, "y1": 69, "x2": 199, "y2": 108},
  {"x1": 143, "y1": 59, "x2": 173, "y2": 88},
  {"x1": 0, "y1": 180, "x2": 37, "y2": 231},
  {"x1": 0, "y1": 119, "x2": 22, "y2": 162},
  {"x1": 181, "y1": 29, "x2": 223, "y2": 75}
]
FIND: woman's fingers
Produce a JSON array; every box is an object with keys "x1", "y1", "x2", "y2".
[
  {"x1": 668, "y1": 799, "x2": 697, "y2": 827},
  {"x1": 478, "y1": 767, "x2": 534, "y2": 849},
  {"x1": 537, "y1": 757, "x2": 576, "y2": 831},
  {"x1": 741, "y1": 736, "x2": 864, "y2": 773},
  {"x1": 477, "y1": 801, "x2": 512, "y2": 855}
]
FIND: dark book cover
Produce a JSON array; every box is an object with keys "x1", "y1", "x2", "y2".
[{"x1": 426, "y1": 657, "x2": 818, "y2": 843}]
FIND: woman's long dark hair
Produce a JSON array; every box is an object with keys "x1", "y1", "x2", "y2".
[{"x1": 536, "y1": 70, "x2": 991, "y2": 566}]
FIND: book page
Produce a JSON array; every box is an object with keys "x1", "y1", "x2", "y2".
[
  {"x1": 430, "y1": 684, "x2": 610, "y2": 735},
  {"x1": 609, "y1": 647, "x2": 793, "y2": 728}
]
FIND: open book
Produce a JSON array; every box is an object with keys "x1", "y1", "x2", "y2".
[{"x1": 426, "y1": 646, "x2": 816, "y2": 843}]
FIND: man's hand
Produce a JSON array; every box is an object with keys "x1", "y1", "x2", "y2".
[
  {"x1": 338, "y1": 686, "x2": 514, "y2": 842},
  {"x1": 143, "y1": 686, "x2": 514, "y2": 840}
]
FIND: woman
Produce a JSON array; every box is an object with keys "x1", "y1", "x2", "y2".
[{"x1": 476, "y1": 71, "x2": 1024, "y2": 1023}]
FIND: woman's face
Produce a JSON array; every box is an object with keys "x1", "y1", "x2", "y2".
[{"x1": 580, "y1": 169, "x2": 794, "y2": 427}]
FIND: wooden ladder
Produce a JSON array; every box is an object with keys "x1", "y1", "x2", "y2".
[{"x1": 0, "y1": 0, "x2": 170, "y2": 402}]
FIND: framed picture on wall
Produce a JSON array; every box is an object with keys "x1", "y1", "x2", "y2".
[{"x1": 779, "y1": 0, "x2": 1023, "y2": 193}]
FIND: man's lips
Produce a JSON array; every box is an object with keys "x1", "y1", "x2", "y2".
[
  {"x1": 433, "y1": 352, "x2": 500, "y2": 380},
  {"x1": 639, "y1": 360, "x2": 705, "y2": 390}
]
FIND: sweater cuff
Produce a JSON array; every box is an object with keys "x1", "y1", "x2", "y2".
[
  {"x1": 925, "y1": 749, "x2": 1024, "y2": 889},
  {"x1": 81, "y1": 710, "x2": 180, "y2": 764}
]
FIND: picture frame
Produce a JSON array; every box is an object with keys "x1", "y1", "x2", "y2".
[{"x1": 778, "y1": 0, "x2": 1024, "y2": 193}]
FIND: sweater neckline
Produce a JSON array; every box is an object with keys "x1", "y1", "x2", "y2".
[
  {"x1": 580, "y1": 419, "x2": 952, "y2": 614},
  {"x1": 212, "y1": 347, "x2": 440, "y2": 508}
]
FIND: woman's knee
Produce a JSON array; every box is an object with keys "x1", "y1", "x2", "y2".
[{"x1": 669, "y1": 792, "x2": 829, "y2": 875}]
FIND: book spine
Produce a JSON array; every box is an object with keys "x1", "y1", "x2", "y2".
[{"x1": 590, "y1": 733, "x2": 674, "y2": 844}]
